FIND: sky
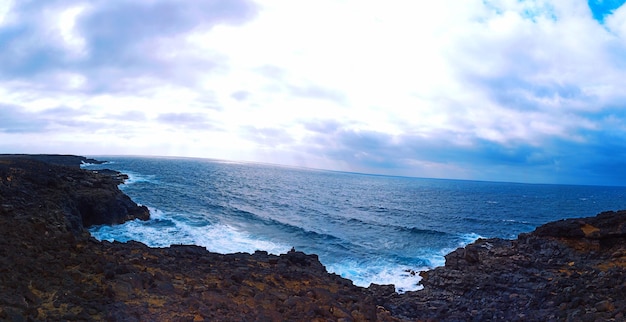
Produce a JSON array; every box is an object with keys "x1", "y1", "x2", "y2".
[{"x1": 2, "y1": 0, "x2": 626, "y2": 186}]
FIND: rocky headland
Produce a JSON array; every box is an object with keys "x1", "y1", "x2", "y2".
[{"x1": 0, "y1": 155, "x2": 625, "y2": 321}]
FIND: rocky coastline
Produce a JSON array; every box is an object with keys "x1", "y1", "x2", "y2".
[{"x1": 1, "y1": 155, "x2": 625, "y2": 321}]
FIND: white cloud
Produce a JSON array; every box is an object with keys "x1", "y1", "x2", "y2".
[
  {"x1": 606, "y1": 2, "x2": 626, "y2": 38},
  {"x1": 0, "y1": 0, "x2": 14, "y2": 27},
  {"x1": 193, "y1": 0, "x2": 624, "y2": 148},
  {"x1": 56, "y1": 4, "x2": 88, "y2": 58},
  {"x1": 2, "y1": 0, "x2": 626, "y2": 184}
]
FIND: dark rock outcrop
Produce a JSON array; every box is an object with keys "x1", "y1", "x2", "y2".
[
  {"x1": 378, "y1": 210, "x2": 626, "y2": 321},
  {"x1": 0, "y1": 154, "x2": 104, "y2": 168},
  {"x1": 0, "y1": 154, "x2": 149, "y2": 231}
]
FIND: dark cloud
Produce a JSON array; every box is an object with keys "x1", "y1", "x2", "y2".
[
  {"x1": 474, "y1": 76, "x2": 592, "y2": 112},
  {"x1": 0, "y1": 105, "x2": 48, "y2": 133},
  {"x1": 0, "y1": 24, "x2": 65, "y2": 77},
  {"x1": 36, "y1": 106, "x2": 115, "y2": 131},
  {"x1": 241, "y1": 126, "x2": 295, "y2": 148},
  {"x1": 0, "y1": 104, "x2": 145, "y2": 134},
  {"x1": 0, "y1": 0, "x2": 259, "y2": 93},
  {"x1": 231, "y1": 90, "x2": 251, "y2": 101},
  {"x1": 78, "y1": 0, "x2": 258, "y2": 73},
  {"x1": 303, "y1": 119, "x2": 343, "y2": 134},
  {"x1": 81, "y1": 1, "x2": 255, "y2": 42},
  {"x1": 564, "y1": 128, "x2": 626, "y2": 184},
  {"x1": 293, "y1": 119, "x2": 626, "y2": 185},
  {"x1": 0, "y1": 105, "x2": 84, "y2": 133},
  {"x1": 0, "y1": 1, "x2": 78, "y2": 75}
]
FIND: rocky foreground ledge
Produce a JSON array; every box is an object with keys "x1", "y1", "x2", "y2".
[{"x1": 1, "y1": 155, "x2": 625, "y2": 321}]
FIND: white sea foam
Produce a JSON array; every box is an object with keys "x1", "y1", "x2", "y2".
[
  {"x1": 89, "y1": 205, "x2": 485, "y2": 294},
  {"x1": 326, "y1": 259, "x2": 426, "y2": 293},
  {"x1": 420, "y1": 232, "x2": 482, "y2": 270},
  {"x1": 117, "y1": 170, "x2": 157, "y2": 185},
  {"x1": 90, "y1": 206, "x2": 426, "y2": 292},
  {"x1": 80, "y1": 160, "x2": 114, "y2": 168},
  {"x1": 89, "y1": 207, "x2": 290, "y2": 255},
  {"x1": 89, "y1": 198, "x2": 487, "y2": 295},
  {"x1": 78, "y1": 162, "x2": 156, "y2": 186},
  {"x1": 460, "y1": 232, "x2": 482, "y2": 244},
  {"x1": 326, "y1": 232, "x2": 483, "y2": 293}
]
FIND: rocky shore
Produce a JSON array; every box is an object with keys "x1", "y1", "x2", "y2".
[
  {"x1": 1, "y1": 154, "x2": 625, "y2": 321},
  {"x1": 377, "y1": 210, "x2": 626, "y2": 321}
]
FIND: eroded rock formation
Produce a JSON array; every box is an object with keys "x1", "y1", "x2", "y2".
[{"x1": 378, "y1": 211, "x2": 626, "y2": 321}]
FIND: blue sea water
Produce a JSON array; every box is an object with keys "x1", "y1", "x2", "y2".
[{"x1": 83, "y1": 156, "x2": 626, "y2": 292}]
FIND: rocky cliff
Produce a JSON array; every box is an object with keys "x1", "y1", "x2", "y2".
[
  {"x1": 1, "y1": 154, "x2": 625, "y2": 321},
  {"x1": 377, "y1": 211, "x2": 626, "y2": 321}
]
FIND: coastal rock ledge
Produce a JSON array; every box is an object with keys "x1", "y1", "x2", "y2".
[{"x1": 0, "y1": 155, "x2": 625, "y2": 321}]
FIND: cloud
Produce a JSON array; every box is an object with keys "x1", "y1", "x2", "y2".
[
  {"x1": 286, "y1": 84, "x2": 346, "y2": 104},
  {"x1": 241, "y1": 126, "x2": 295, "y2": 148},
  {"x1": 2, "y1": 0, "x2": 626, "y2": 185},
  {"x1": 156, "y1": 113, "x2": 218, "y2": 131},
  {"x1": 274, "y1": 112, "x2": 626, "y2": 185},
  {"x1": 0, "y1": 103, "x2": 135, "y2": 138},
  {"x1": 111, "y1": 110, "x2": 148, "y2": 122},
  {"x1": 231, "y1": 90, "x2": 251, "y2": 102},
  {"x1": 0, "y1": 104, "x2": 48, "y2": 133},
  {"x1": 253, "y1": 65, "x2": 346, "y2": 103},
  {"x1": 0, "y1": 0, "x2": 259, "y2": 93}
]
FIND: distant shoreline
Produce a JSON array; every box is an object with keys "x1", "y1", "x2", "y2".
[{"x1": 0, "y1": 154, "x2": 104, "y2": 168}]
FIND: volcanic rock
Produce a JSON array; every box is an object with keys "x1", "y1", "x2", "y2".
[{"x1": 378, "y1": 210, "x2": 626, "y2": 321}]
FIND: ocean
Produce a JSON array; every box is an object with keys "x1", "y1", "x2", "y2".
[{"x1": 83, "y1": 156, "x2": 626, "y2": 292}]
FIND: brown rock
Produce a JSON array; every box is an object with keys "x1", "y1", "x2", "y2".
[{"x1": 595, "y1": 300, "x2": 615, "y2": 312}]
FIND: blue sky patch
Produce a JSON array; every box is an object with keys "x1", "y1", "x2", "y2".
[{"x1": 589, "y1": 0, "x2": 626, "y2": 22}]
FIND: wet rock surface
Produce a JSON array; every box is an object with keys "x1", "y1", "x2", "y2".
[
  {"x1": 378, "y1": 211, "x2": 626, "y2": 321},
  {"x1": 1, "y1": 154, "x2": 625, "y2": 321}
]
